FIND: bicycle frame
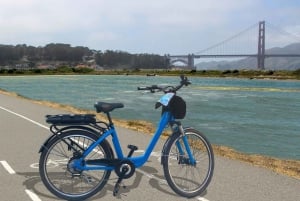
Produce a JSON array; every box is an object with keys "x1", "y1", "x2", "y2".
[
  {"x1": 73, "y1": 111, "x2": 195, "y2": 171},
  {"x1": 39, "y1": 76, "x2": 215, "y2": 199}
]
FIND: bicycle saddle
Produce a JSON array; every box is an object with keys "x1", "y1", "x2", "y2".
[{"x1": 94, "y1": 102, "x2": 124, "y2": 113}]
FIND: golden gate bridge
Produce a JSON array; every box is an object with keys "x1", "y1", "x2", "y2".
[{"x1": 168, "y1": 21, "x2": 300, "y2": 70}]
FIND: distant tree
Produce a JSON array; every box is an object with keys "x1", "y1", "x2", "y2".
[
  {"x1": 0, "y1": 45, "x2": 20, "y2": 65},
  {"x1": 95, "y1": 51, "x2": 104, "y2": 66},
  {"x1": 0, "y1": 43, "x2": 169, "y2": 69}
]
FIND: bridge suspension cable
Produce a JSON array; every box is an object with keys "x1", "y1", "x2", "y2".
[
  {"x1": 195, "y1": 22, "x2": 258, "y2": 55},
  {"x1": 264, "y1": 21, "x2": 300, "y2": 48}
]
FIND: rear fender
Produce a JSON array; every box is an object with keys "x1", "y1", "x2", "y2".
[{"x1": 38, "y1": 125, "x2": 99, "y2": 153}]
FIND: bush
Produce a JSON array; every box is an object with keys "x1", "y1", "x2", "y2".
[
  {"x1": 72, "y1": 67, "x2": 94, "y2": 73},
  {"x1": 55, "y1": 66, "x2": 73, "y2": 73},
  {"x1": 7, "y1": 69, "x2": 16, "y2": 74},
  {"x1": 33, "y1": 69, "x2": 42, "y2": 74},
  {"x1": 292, "y1": 69, "x2": 300, "y2": 76},
  {"x1": 265, "y1": 70, "x2": 274, "y2": 75},
  {"x1": 222, "y1": 70, "x2": 231, "y2": 74}
]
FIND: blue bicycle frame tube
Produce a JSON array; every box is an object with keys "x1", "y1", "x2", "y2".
[
  {"x1": 82, "y1": 128, "x2": 116, "y2": 158},
  {"x1": 76, "y1": 126, "x2": 123, "y2": 171},
  {"x1": 77, "y1": 112, "x2": 170, "y2": 171},
  {"x1": 129, "y1": 111, "x2": 171, "y2": 167}
]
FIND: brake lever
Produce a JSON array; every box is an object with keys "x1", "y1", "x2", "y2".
[{"x1": 180, "y1": 76, "x2": 191, "y2": 86}]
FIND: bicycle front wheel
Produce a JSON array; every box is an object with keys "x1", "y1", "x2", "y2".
[
  {"x1": 162, "y1": 128, "x2": 214, "y2": 198},
  {"x1": 39, "y1": 130, "x2": 113, "y2": 201}
]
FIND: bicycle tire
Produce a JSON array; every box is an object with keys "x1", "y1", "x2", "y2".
[
  {"x1": 162, "y1": 128, "x2": 214, "y2": 198},
  {"x1": 39, "y1": 130, "x2": 113, "y2": 201}
]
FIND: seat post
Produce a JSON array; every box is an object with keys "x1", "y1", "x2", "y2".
[{"x1": 106, "y1": 112, "x2": 113, "y2": 125}]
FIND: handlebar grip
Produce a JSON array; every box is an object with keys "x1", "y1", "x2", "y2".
[
  {"x1": 180, "y1": 75, "x2": 191, "y2": 86},
  {"x1": 138, "y1": 85, "x2": 159, "y2": 90},
  {"x1": 137, "y1": 86, "x2": 148, "y2": 90}
]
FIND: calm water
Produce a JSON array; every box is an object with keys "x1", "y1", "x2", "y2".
[{"x1": 1, "y1": 75, "x2": 299, "y2": 160}]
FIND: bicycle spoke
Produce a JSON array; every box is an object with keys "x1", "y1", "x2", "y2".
[
  {"x1": 163, "y1": 129, "x2": 214, "y2": 197},
  {"x1": 40, "y1": 131, "x2": 112, "y2": 200}
]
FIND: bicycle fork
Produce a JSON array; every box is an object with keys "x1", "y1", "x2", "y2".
[{"x1": 166, "y1": 122, "x2": 196, "y2": 166}]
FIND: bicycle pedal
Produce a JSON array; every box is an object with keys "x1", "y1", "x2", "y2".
[
  {"x1": 127, "y1": 145, "x2": 138, "y2": 157},
  {"x1": 128, "y1": 144, "x2": 138, "y2": 150}
]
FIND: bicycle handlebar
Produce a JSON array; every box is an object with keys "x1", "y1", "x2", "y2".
[{"x1": 137, "y1": 75, "x2": 191, "y2": 93}]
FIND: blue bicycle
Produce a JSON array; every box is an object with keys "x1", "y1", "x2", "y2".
[{"x1": 39, "y1": 75, "x2": 214, "y2": 200}]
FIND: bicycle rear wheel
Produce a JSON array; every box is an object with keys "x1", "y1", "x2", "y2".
[
  {"x1": 39, "y1": 130, "x2": 113, "y2": 201},
  {"x1": 162, "y1": 128, "x2": 214, "y2": 198}
]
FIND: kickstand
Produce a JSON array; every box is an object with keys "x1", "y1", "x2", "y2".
[{"x1": 113, "y1": 176, "x2": 126, "y2": 196}]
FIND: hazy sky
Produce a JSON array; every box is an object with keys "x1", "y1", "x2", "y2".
[{"x1": 1, "y1": 0, "x2": 300, "y2": 55}]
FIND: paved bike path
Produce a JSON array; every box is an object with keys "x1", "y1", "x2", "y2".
[{"x1": 0, "y1": 92, "x2": 299, "y2": 201}]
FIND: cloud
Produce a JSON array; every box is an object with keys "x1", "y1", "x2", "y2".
[{"x1": 0, "y1": 0, "x2": 299, "y2": 54}]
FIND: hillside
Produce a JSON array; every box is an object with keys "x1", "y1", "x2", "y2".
[{"x1": 196, "y1": 43, "x2": 300, "y2": 70}]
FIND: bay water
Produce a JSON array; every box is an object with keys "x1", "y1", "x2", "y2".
[{"x1": 0, "y1": 75, "x2": 299, "y2": 160}]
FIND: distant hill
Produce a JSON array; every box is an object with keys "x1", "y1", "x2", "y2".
[
  {"x1": 196, "y1": 43, "x2": 300, "y2": 70},
  {"x1": 0, "y1": 43, "x2": 168, "y2": 69}
]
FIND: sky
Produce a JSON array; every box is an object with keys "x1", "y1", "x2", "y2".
[{"x1": 0, "y1": 0, "x2": 300, "y2": 55}]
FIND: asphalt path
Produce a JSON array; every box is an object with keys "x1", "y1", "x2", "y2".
[{"x1": 0, "y1": 93, "x2": 299, "y2": 201}]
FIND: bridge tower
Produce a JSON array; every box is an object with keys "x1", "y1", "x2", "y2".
[
  {"x1": 257, "y1": 21, "x2": 265, "y2": 70},
  {"x1": 188, "y1": 54, "x2": 195, "y2": 69}
]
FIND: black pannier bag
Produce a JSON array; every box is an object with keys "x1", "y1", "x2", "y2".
[{"x1": 168, "y1": 95, "x2": 186, "y2": 119}]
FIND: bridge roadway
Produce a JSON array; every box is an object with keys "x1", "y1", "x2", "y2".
[
  {"x1": 0, "y1": 92, "x2": 299, "y2": 201},
  {"x1": 170, "y1": 54, "x2": 300, "y2": 58}
]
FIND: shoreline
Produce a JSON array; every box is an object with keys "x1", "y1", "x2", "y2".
[
  {"x1": 1, "y1": 69, "x2": 300, "y2": 80},
  {"x1": 0, "y1": 88, "x2": 299, "y2": 179}
]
